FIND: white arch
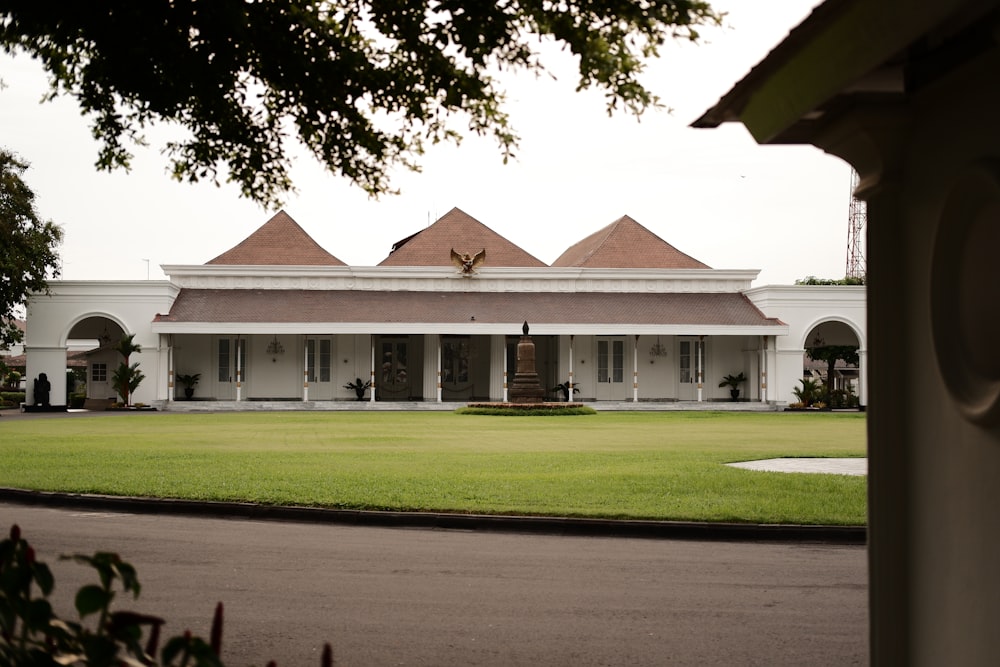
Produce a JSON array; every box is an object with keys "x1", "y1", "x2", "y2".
[
  {"x1": 60, "y1": 312, "x2": 130, "y2": 348},
  {"x1": 799, "y1": 315, "x2": 866, "y2": 351}
]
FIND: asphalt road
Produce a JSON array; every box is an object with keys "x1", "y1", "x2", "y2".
[{"x1": 2, "y1": 503, "x2": 868, "y2": 666}]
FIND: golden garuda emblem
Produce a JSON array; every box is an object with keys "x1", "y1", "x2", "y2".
[{"x1": 450, "y1": 248, "x2": 486, "y2": 275}]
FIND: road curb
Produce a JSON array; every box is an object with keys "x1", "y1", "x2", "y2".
[{"x1": 0, "y1": 487, "x2": 866, "y2": 544}]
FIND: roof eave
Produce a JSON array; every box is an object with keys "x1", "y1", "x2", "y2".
[
  {"x1": 151, "y1": 321, "x2": 789, "y2": 336},
  {"x1": 691, "y1": 0, "x2": 967, "y2": 144}
]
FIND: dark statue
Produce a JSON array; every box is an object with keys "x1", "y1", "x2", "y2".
[
  {"x1": 34, "y1": 373, "x2": 51, "y2": 406},
  {"x1": 510, "y1": 321, "x2": 545, "y2": 403}
]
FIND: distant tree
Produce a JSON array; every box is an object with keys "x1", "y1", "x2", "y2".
[
  {"x1": 795, "y1": 275, "x2": 866, "y2": 285},
  {"x1": 0, "y1": 148, "x2": 62, "y2": 350},
  {"x1": 0, "y1": 1, "x2": 720, "y2": 208},
  {"x1": 807, "y1": 345, "x2": 860, "y2": 402}
]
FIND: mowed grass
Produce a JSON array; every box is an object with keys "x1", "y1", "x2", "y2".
[{"x1": 0, "y1": 411, "x2": 867, "y2": 525}]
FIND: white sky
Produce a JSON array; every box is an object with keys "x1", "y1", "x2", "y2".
[{"x1": 1, "y1": 1, "x2": 850, "y2": 285}]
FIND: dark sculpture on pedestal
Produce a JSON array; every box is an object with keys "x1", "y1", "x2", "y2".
[
  {"x1": 509, "y1": 321, "x2": 546, "y2": 403},
  {"x1": 33, "y1": 373, "x2": 51, "y2": 407}
]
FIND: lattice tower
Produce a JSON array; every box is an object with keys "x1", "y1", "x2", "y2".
[{"x1": 846, "y1": 169, "x2": 867, "y2": 279}]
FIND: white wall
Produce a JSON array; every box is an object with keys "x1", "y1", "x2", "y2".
[
  {"x1": 746, "y1": 285, "x2": 867, "y2": 405},
  {"x1": 25, "y1": 281, "x2": 179, "y2": 406}
]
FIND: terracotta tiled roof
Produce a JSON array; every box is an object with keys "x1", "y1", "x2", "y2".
[
  {"x1": 154, "y1": 289, "x2": 781, "y2": 328},
  {"x1": 2, "y1": 350, "x2": 88, "y2": 368},
  {"x1": 378, "y1": 208, "x2": 546, "y2": 267},
  {"x1": 206, "y1": 211, "x2": 346, "y2": 266},
  {"x1": 552, "y1": 215, "x2": 710, "y2": 269}
]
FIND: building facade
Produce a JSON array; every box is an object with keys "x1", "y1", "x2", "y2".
[{"x1": 24, "y1": 208, "x2": 866, "y2": 408}]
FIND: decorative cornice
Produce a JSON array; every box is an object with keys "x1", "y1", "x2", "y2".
[{"x1": 158, "y1": 265, "x2": 760, "y2": 294}]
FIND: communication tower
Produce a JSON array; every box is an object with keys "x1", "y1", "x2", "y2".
[{"x1": 846, "y1": 169, "x2": 867, "y2": 279}]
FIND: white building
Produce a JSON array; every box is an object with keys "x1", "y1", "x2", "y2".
[{"x1": 23, "y1": 208, "x2": 866, "y2": 409}]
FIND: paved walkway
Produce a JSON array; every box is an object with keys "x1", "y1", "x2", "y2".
[{"x1": 727, "y1": 457, "x2": 868, "y2": 476}]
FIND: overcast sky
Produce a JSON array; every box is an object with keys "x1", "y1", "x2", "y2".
[{"x1": 1, "y1": 1, "x2": 851, "y2": 285}]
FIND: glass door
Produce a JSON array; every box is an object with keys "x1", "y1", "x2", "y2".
[
  {"x1": 596, "y1": 338, "x2": 625, "y2": 400},
  {"x1": 442, "y1": 336, "x2": 472, "y2": 400},
  {"x1": 305, "y1": 338, "x2": 333, "y2": 400},
  {"x1": 215, "y1": 337, "x2": 247, "y2": 400},
  {"x1": 678, "y1": 338, "x2": 704, "y2": 400},
  {"x1": 379, "y1": 338, "x2": 410, "y2": 400}
]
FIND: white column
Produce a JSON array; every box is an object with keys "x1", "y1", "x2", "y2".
[
  {"x1": 167, "y1": 335, "x2": 174, "y2": 403},
  {"x1": 369, "y1": 338, "x2": 376, "y2": 402},
  {"x1": 696, "y1": 336, "x2": 704, "y2": 402},
  {"x1": 568, "y1": 335, "x2": 574, "y2": 402},
  {"x1": 420, "y1": 335, "x2": 436, "y2": 400},
  {"x1": 25, "y1": 346, "x2": 67, "y2": 407},
  {"x1": 235, "y1": 336, "x2": 242, "y2": 402},
  {"x1": 436, "y1": 336, "x2": 443, "y2": 402},
  {"x1": 503, "y1": 337, "x2": 510, "y2": 402},
  {"x1": 760, "y1": 336, "x2": 769, "y2": 403},
  {"x1": 302, "y1": 338, "x2": 309, "y2": 402},
  {"x1": 633, "y1": 335, "x2": 639, "y2": 402},
  {"x1": 858, "y1": 348, "x2": 868, "y2": 408},
  {"x1": 489, "y1": 334, "x2": 505, "y2": 401}
]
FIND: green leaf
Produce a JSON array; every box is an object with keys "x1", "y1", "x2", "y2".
[
  {"x1": 33, "y1": 561, "x2": 55, "y2": 596},
  {"x1": 113, "y1": 561, "x2": 141, "y2": 598},
  {"x1": 25, "y1": 598, "x2": 54, "y2": 630},
  {"x1": 75, "y1": 584, "x2": 112, "y2": 618}
]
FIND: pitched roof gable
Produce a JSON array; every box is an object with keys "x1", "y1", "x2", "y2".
[
  {"x1": 552, "y1": 215, "x2": 710, "y2": 269},
  {"x1": 206, "y1": 210, "x2": 346, "y2": 266},
  {"x1": 378, "y1": 207, "x2": 546, "y2": 267}
]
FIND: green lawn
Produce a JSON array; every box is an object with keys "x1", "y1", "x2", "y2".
[{"x1": 0, "y1": 411, "x2": 867, "y2": 525}]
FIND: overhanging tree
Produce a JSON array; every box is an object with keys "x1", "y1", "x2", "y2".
[
  {"x1": 0, "y1": 1, "x2": 720, "y2": 208},
  {"x1": 0, "y1": 148, "x2": 62, "y2": 351}
]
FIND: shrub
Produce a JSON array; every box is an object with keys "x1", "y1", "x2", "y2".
[
  {"x1": 0, "y1": 524, "x2": 333, "y2": 666},
  {"x1": 3, "y1": 370, "x2": 21, "y2": 391},
  {"x1": 827, "y1": 387, "x2": 860, "y2": 409},
  {"x1": 458, "y1": 404, "x2": 597, "y2": 416},
  {"x1": 0, "y1": 391, "x2": 25, "y2": 405},
  {"x1": 792, "y1": 378, "x2": 822, "y2": 407}
]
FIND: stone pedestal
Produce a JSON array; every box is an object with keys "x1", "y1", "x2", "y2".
[{"x1": 509, "y1": 325, "x2": 545, "y2": 403}]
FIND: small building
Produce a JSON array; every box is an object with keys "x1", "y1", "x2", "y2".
[{"x1": 23, "y1": 208, "x2": 865, "y2": 408}]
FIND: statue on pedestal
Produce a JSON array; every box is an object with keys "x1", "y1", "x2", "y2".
[
  {"x1": 509, "y1": 321, "x2": 546, "y2": 404},
  {"x1": 34, "y1": 373, "x2": 51, "y2": 407}
]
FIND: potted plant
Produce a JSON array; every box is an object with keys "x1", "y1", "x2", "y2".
[
  {"x1": 344, "y1": 377, "x2": 371, "y2": 401},
  {"x1": 550, "y1": 380, "x2": 582, "y2": 402},
  {"x1": 719, "y1": 372, "x2": 747, "y2": 402},
  {"x1": 177, "y1": 373, "x2": 200, "y2": 400}
]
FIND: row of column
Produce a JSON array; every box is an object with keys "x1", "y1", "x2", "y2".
[{"x1": 164, "y1": 333, "x2": 779, "y2": 404}]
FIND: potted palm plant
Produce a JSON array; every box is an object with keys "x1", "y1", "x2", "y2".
[
  {"x1": 719, "y1": 372, "x2": 747, "y2": 402},
  {"x1": 177, "y1": 373, "x2": 200, "y2": 400},
  {"x1": 344, "y1": 377, "x2": 371, "y2": 401}
]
